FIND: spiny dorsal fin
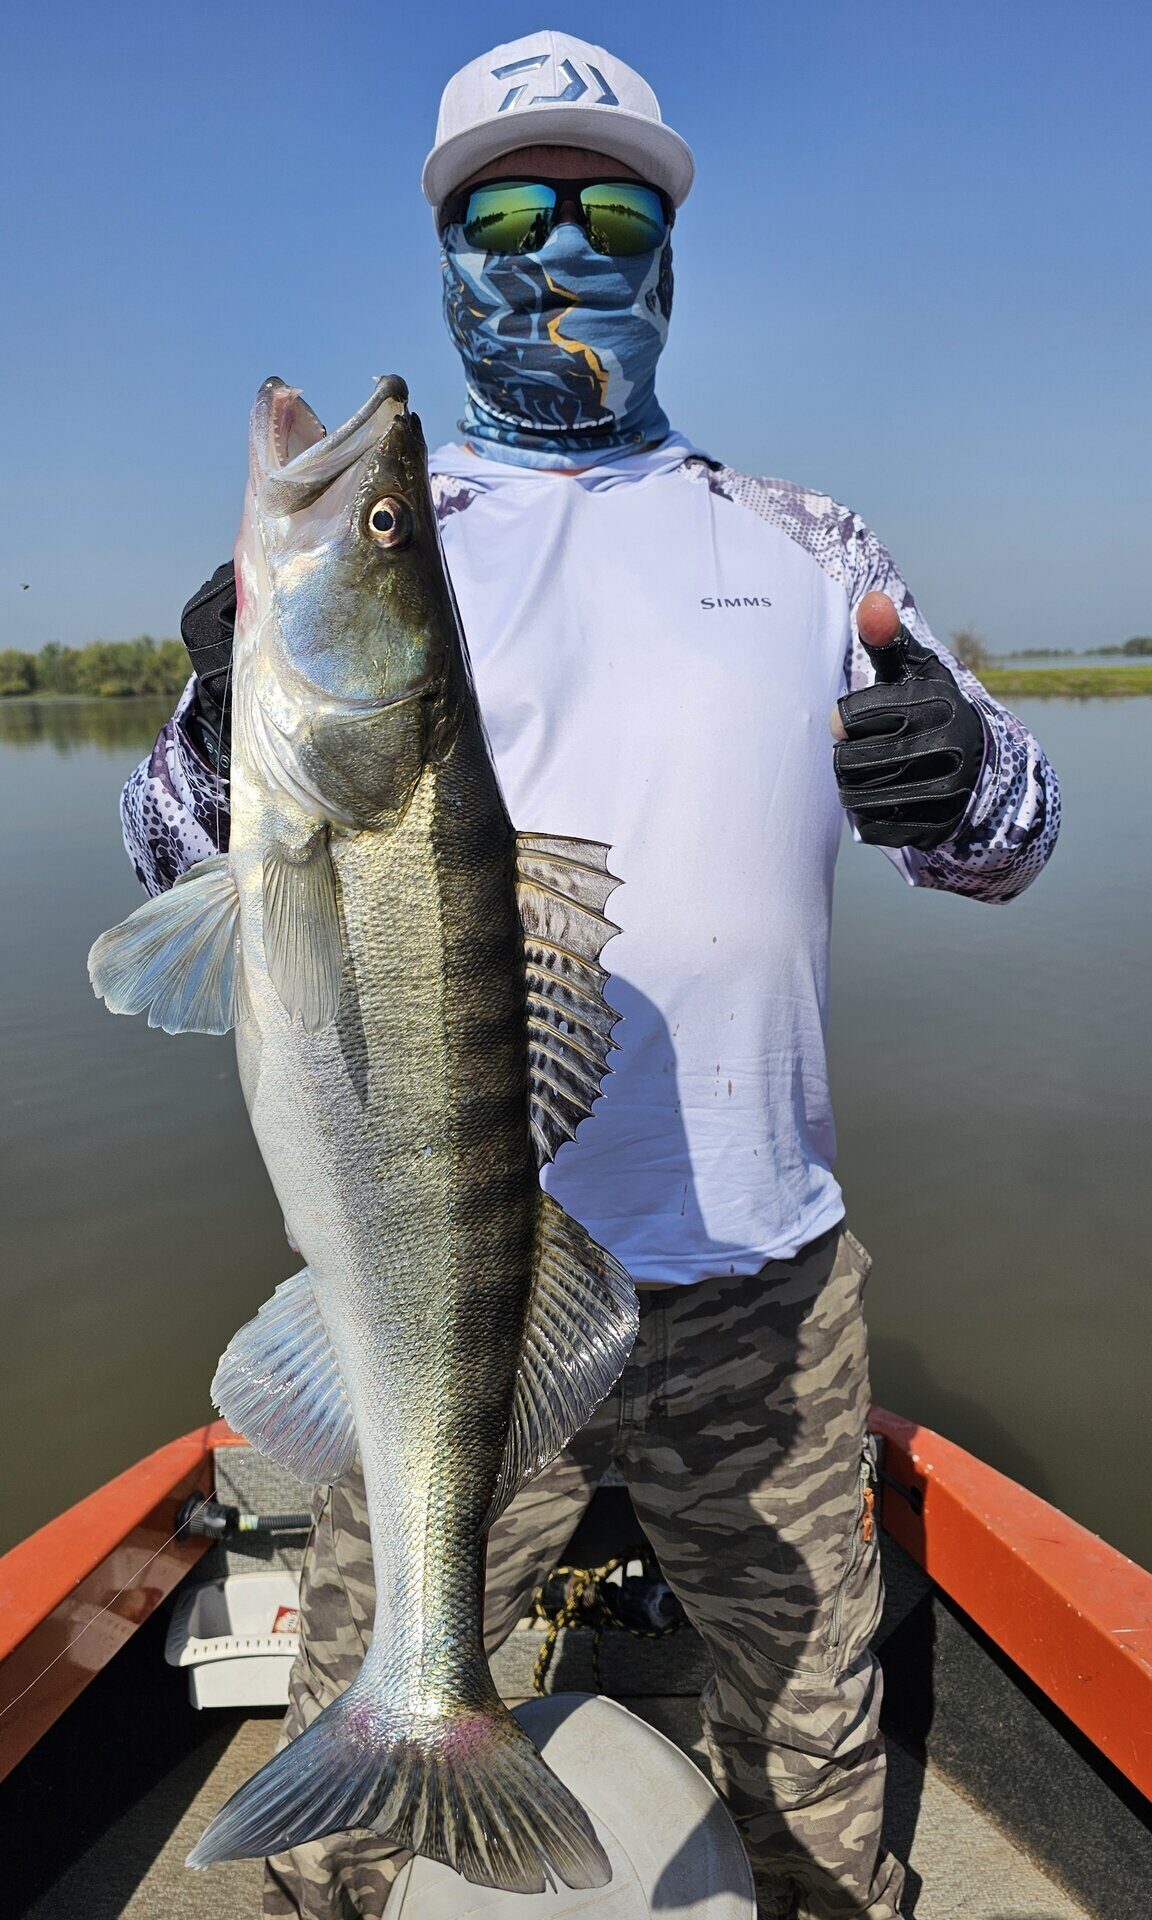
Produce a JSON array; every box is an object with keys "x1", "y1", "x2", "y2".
[
  {"x1": 88, "y1": 854, "x2": 242, "y2": 1035},
  {"x1": 263, "y1": 836, "x2": 342, "y2": 1031},
  {"x1": 516, "y1": 833, "x2": 621, "y2": 1166},
  {"x1": 211, "y1": 1267, "x2": 356, "y2": 1484},
  {"x1": 487, "y1": 1192, "x2": 637, "y2": 1525}
]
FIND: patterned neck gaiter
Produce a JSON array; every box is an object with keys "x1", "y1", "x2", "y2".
[{"x1": 441, "y1": 219, "x2": 674, "y2": 470}]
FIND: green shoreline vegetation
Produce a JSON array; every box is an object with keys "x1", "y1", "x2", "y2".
[
  {"x1": 982, "y1": 666, "x2": 1152, "y2": 698},
  {"x1": 932, "y1": 628, "x2": 1152, "y2": 698},
  {"x1": 0, "y1": 638, "x2": 186, "y2": 699},
  {"x1": 3, "y1": 638, "x2": 1152, "y2": 705}
]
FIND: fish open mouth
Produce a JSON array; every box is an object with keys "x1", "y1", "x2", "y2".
[{"x1": 255, "y1": 375, "x2": 411, "y2": 516}]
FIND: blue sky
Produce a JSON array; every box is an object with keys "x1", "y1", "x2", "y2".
[{"x1": 3, "y1": 1, "x2": 1149, "y2": 653}]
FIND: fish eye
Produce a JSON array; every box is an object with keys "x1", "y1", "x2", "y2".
[{"x1": 365, "y1": 496, "x2": 411, "y2": 548}]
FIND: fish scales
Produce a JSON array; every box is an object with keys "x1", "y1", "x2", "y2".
[
  {"x1": 88, "y1": 375, "x2": 637, "y2": 1894},
  {"x1": 237, "y1": 716, "x2": 537, "y2": 1687}
]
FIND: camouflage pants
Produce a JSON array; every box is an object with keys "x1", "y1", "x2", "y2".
[{"x1": 263, "y1": 1225, "x2": 905, "y2": 1920}]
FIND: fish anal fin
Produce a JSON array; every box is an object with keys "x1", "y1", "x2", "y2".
[
  {"x1": 516, "y1": 833, "x2": 621, "y2": 1167},
  {"x1": 489, "y1": 1192, "x2": 637, "y2": 1524},
  {"x1": 211, "y1": 1268, "x2": 356, "y2": 1484},
  {"x1": 87, "y1": 854, "x2": 242, "y2": 1035},
  {"x1": 263, "y1": 836, "x2": 342, "y2": 1031}
]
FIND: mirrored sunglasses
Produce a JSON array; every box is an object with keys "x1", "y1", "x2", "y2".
[{"x1": 439, "y1": 177, "x2": 672, "y2": 258}]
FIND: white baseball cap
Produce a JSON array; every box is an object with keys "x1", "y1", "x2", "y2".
[{"x1": 422, "y1": 31, "x2": 695, "y2": 210}]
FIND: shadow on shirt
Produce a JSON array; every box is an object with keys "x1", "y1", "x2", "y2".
[{"x1": 526, "y1": 981, "x2": 907, "y2": 1913}]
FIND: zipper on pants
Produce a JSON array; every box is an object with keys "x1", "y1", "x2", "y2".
[{"x1": 828, "y1": 1441, "x2": 879, "y2": 1659}]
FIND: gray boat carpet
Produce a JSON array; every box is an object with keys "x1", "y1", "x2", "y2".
[{"x1": 7, "y1": 1456, "x2": 1140, "y2": 1920}]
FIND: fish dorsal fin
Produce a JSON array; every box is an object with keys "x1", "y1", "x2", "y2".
[
  {"x1": 263, "y1": 837, "x2": 343, "y2": 1031},
  {"x1": 516, "y1": 834, "x2": 621, "y2": 1166},
  {"x1": 211, "y1": 1268, "x2": 357, "y2": 1484},
  {"x1": 488, "y1": 1192, "x2": 637, "y2": 1525},
  {"x1": 87, "y1": 855, "x2": 242, "y2": 1035}
]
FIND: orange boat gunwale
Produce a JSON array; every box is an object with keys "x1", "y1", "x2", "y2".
[
  {"x1": 1, "y1": 1409, "x2": 1150, "y2": 1802},
  {"x1": 869, "y1": 1406, "x2": 1152, "y2": 1801},
  {"x1": 0, "y1": 1417, "x2": 243, "y2": 1779}
]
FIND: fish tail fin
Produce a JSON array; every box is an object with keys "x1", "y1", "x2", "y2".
[{"x1": 187, "y1": 1683, "x2": 609, "y2": 1894}]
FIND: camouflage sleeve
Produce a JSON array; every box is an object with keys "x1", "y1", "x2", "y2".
[
  {"x1": 120, "y1": 677, "x2": 231, "y2": 896},
  {"x1": 844, "y1": 526, "x2": 1060, "y2": 903}
]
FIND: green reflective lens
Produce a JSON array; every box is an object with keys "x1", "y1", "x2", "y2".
[
  {"x1": 456, "y1": 179, "x2": 669, "y2": 258},
  {"x1": 462, "y1": 183, "x2": 557, "y2": 254},
  {"x1": 580, "y1": 183, "x2": 667, "y2": 256}
]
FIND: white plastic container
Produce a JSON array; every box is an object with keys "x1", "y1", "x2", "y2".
[
  {"x1": 165, "y1": 1570, "x2": 301, "y2": 1708},
  {"x1": 390, "y1": 1693, "x2": 756, "y2": 1917}
]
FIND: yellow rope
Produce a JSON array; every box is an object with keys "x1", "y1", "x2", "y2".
[{"x1": 529, "y1": 1559, "x2": 684, "y2": 1695}]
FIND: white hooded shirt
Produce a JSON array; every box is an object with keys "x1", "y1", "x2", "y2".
[
  {"x1": 124, "y1": 436, "x2": 1059, "y2": 1287},
  {"x1": 422, "y1": 436, "x2": 1056, "y2": 1283}
]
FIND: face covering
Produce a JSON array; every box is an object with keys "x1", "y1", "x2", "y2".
[{"x1": 441, "y1": 218, "x2": 674, "y2": 469}]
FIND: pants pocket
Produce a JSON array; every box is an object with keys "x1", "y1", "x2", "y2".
[
  {"x1": 827, "y1": 1435, "x2": 883, "y2": 1669},
  {"x1": 842, "y1": 1227, "x2": 874, "y2": 1289}
]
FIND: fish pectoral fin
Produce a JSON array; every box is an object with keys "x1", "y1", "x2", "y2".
[
  {"x1": 262, "y1": 836, "x2": 342, "y2": 1031},
  {"x1": 211, "y1": 1267, "x2": 357, "y2": 1484},
  {"x1": 488, "y1": 1193, "x2": 637, "y2": 1525},
  {"x1": 87, "y1": 854, "x2": 242, "y2": 1035},
  {"x1": 516, "y1": 833, "x2": 621, "y2": 1166}
]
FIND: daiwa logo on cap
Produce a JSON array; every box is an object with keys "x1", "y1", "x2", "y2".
[
  {"x1": 422, "y1": 31, "x2": 696, "y2": 211},
  {"x1": 491, "y1": 52, "x2": 620, "y2": 113}
]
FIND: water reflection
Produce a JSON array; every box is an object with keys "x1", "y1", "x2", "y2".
[
  {"x1": 1, "y1": 695, "x2": 1149, "y2": 1570},
  {"x1": 0, "y1": 697, "x2": 171, "y2": 753}
]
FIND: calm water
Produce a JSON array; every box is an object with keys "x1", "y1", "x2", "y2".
[
  {"x1": 1, "y1": 697, "x2": 1149, "y2": 1566},
  {"x1": 990, "y1": 653, "x2": 1143, "y2": 669}
]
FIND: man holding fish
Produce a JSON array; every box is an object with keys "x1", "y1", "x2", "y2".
[{"x1": 113, "y1": 33, "x2": 1058, "y2": 1920}]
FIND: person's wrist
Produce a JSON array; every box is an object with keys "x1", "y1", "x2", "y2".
[
  {"x1": 182, "y1": 689, "x2": 230, "y2": 776},
  {"x1": 179, "y1": 562, "x2": 236, "y2": 775},
  {"x1": 946, "y1": 701, "x2": 992, "y2": 839}
]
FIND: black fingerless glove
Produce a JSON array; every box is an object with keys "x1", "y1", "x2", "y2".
[
  {"x1": 834, "y1": 625, "x2": 986, "y2": 850},
  {"x1": 180, "y1": 561, "x2": 236, "y2": 775}
]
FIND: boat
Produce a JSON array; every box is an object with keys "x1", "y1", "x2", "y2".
[{"x1": 3, "y1": 1409, "x2": 1151, "y2": 1917}]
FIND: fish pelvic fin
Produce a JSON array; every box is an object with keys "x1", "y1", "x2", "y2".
[
  {"x1": 187, "y1": 1684, "x2": 611, "y2": 1895},
  {"x1": 516, "y1": 832, "x2": 621, "y2": 1165},
  {"x1": 488, "y1": 1193, "x2": 637, "y2": 1526},
  {"x1": 262, "y1": 836, "x2": 342, "y2": 1031},
  {"x1": 211, "y1": 1268, "x2": 356, "y2": 1484},
  {"x1": 87, "y1": 855, "x2": 242, "y2": 1035}
]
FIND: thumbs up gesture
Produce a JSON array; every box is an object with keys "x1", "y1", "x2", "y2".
[{"x1": 829, "y1": 592, "x2": 986, "y2": 850}]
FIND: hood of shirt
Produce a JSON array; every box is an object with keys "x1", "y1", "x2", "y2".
[{"x1": 428, "y1": 430, "x2": 708, "y2": 494}]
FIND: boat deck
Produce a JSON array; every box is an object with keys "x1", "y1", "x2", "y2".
[
  {"x1": 14, "y1": 1526, "x2": 1145, "y2": 1919},
  {"x1": 23, "y1": 1691, "x2": 1091, "y2": 1920}
]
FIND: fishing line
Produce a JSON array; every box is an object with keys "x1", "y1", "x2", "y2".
[
  {"x1": 389, "y1": 1861, "x2": 413, "y2": 1920},
  {"x1": 0, "y1": 1489, "x2": 216, "y2": 1725},
  {"x1": 211, "y1": 648, "x2": 234, "y2": 857}
]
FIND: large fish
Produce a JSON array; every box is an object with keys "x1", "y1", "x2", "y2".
[{"x1": 88, "y1": 375, "x2": 637, "y2": 1892}]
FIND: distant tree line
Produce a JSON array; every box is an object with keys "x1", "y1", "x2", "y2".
[
  {"x1": 951, "y1": 630, "x2": 1152, "y2": 669},
  {"x1": 994, "y1": 646, "x2": 1077, "y2": 660},
  {"x1": 0, "y1": 637, "x2": 188, "y2": 698},
  {"x1": 3, "y1": 627, "x2": 1147, "y2": 702},
  {"x1": 1098, "y1": 636, "x2": 1152, "y2": 657},
  {"x1": 999, "y1": 637, "x2": 1152, "y2": 659}
]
